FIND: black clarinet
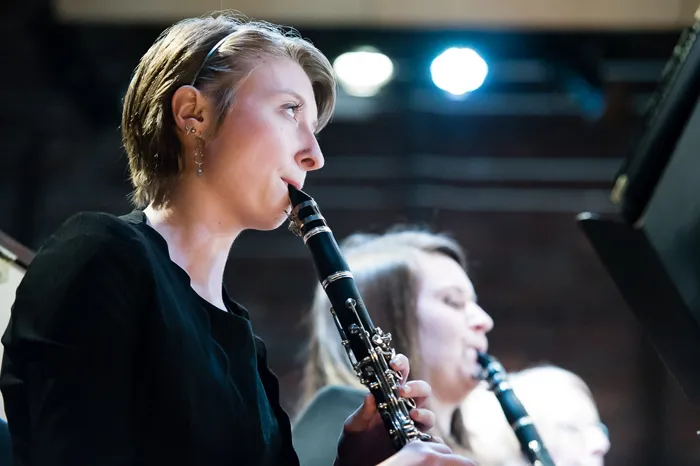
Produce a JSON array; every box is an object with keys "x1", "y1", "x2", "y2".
[
  {"x1": 476, "y1": 352, "x2": 556, "y2": 466},
  {"x1": 286, "y1": 185, "x2": 431, "y2": 449}
]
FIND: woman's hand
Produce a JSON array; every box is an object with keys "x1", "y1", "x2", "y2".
[{"x1": 334, "y1": 354, "x2": 443, "y2": 466}]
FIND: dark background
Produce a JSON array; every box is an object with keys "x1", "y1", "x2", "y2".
[{"x1": 3, "y1": 3, "x2": 700, "y2": 464}]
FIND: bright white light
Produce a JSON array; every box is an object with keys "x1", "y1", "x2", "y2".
[
  {"x1": 333, "y1": 48, "x2": 394, "y2": 97},
  {"x1": 430, "y1": 47, "x2": 488, "y2": 96}
]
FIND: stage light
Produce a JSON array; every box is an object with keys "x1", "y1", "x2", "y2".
[
  {"x1": 333, "y1": 48, "x2": 394, "y2": 97},
  {"x1": 430, "y1": 47, "x2": 488, "y2": 96}
]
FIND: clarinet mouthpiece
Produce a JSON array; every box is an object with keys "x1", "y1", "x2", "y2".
[
  {"x1": 288, "y1": 184, "x2": 311, "y2": 208},
  {"x1": 476, "y1": 351, "x2": 493, "y2": 368}
]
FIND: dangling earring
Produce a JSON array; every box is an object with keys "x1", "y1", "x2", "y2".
[
  {"x1": 184, "y1": 126, "x2": 204, "y2": 177},
  {"x1": 194, "y1": 136, "x2": 204, "y2": 177}
]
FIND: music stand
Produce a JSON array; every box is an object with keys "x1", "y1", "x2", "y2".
[
  {"x1": 0, "y1": 230, "x2": 34, "y2": 422},
  {"x1": 577, "y1": 15, "x2": 700, "y2": 404}
]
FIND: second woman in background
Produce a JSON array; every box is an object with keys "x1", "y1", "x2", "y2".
[{"x1": 292, "y1": 227, "x2": 494, "y2": 466}]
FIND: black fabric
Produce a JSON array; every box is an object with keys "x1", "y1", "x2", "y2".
[
  {"x1": 0, "y1": 419, "x2": 11, "y2": 465},
  {"x1": 0, "y1": 210, "x2": 299, "y2": 466},
  {"x1": 292, "y1": 385, "x2": 366, "y2": 466}
]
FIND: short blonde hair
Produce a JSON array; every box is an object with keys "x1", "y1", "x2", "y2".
[{"x1": 121, "y1": 12, "x2": 336, "y2": 208}]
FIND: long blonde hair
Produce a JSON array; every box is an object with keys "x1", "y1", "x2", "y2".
[{"x1": 301, "y1": 226, "x2": 474, "y2": 453}]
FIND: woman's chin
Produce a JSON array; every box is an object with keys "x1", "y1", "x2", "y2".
[
  {"x1": 241, "y1": 208, "x2": 288, "y2": 232},
  {"x1": 437, "y1": 375, "x2": 479, "y2": 404},
  {"x1": 267, "y1": 209, "x2": 291, "y2": 231},
  {"x1": 461, "y1": 377, "x2": 479, "y2": 396},
  {"x1": 257, "y1": 216, "x2": 288, "y2": 232},
  {"x1": 459, "y1": 367, "x2": 480, "y2": 395}
]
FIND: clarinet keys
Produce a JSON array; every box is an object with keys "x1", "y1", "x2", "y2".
[{"x1": 287, "y1": 184, "x2": 431, "y2": 449}]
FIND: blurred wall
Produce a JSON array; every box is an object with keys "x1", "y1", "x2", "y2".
[{"x1": 55, "y1": 0, "x2": 698, "y2": 28}]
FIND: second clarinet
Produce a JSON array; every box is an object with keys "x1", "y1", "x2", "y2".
[
  {"x1": 476, "y1": 352, "x2": 556, "y2": 466},
  {"x1": 286, "y1": 185, "x2": 430, "y2": 449}
]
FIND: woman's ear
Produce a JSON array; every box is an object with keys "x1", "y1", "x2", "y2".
[{"x1": 171, "y1": 85, "x2": 213, "y2": 140}]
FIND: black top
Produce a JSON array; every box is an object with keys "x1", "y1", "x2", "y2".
[
  {"x1": 292, "y1": 386, "x2": 365, "y2": 466},
  {"x1": 0, "y1": 419, "x2": 11, "y2": 465},
  {"x1": 0, "y1": 210, "x2": 300, "y2": 466}
]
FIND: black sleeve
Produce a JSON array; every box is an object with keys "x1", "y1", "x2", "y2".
[
  {"x1": 254, "y1": 336, "x2": 302, "y2": 466},
  {"x1": 0, "y1": 213, "x2": 151, "y2": 466}
]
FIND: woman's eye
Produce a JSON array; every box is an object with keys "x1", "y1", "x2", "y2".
[
  {"x1": 284, "y1": 104, "x2": 300, "y2": 119},
  {"x1": 442, "y1": 296, "x2": 464, "y2": 309}
]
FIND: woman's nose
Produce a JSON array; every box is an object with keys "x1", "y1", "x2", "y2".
[
  {"x1": 587, "y1": 424, "x2": 611, "y2": 457},
  {"x1": 296, "y1": 129, "x2": 324, "y2": 171},
  {"x1": 469, "y1": 303, "x2": 494, "y2": 333}
]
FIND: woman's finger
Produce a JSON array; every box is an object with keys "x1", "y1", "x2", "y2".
[
  {"x1": 390, "y1": 353, "x2": 410, "y2": 385},
  {"x1": 343, "y1": 393, "x2": 377, "y2": 433},
  {"x1": 410, "y1": 408, "x2": 436, "y2": 431},
  {"x1": 400, "y1": 379, "x2": 431, "y2": 407}
]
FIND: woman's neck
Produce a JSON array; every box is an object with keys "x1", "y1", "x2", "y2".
[
  {"x1": 428, "y1": 395, "x2": 460, "y2": 439},
  {"x1": 143, "y1": 190, "x2": 242, "y2": 311}
]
